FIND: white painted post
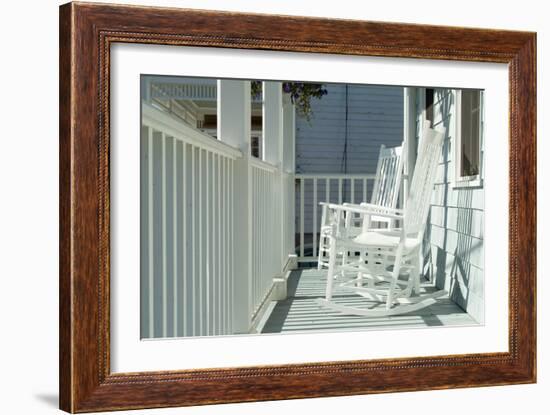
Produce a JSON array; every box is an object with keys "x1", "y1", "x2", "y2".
[
  {"x1": 263, "y1": 81, "x2": 284, "y2": 271},
  {"x1": 265, "y1": 81, "x2": 289, "y2": 300},
  {"x1": 262, "y1": 81, "x2": 283, "y2": 166},
  {"x1": 141, "y1": 76, "x2": 152, "y2": 103},
  {"x1": 282, "y1": 93, "x2": 295, "y2": 174},
  {"x1": 282, "y1": 92, "x2": 296, "y2": 266},
  {"x1": 403, "y1": 87, "x2": 417, "y2": 208},
  {"x1": 217, "y1": 80, "x2": 252, "y2": 334}
]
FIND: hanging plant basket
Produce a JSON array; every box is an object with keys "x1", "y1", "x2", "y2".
[{"x1": 251, "y1": 81, "x2": 328, "y2": 121}]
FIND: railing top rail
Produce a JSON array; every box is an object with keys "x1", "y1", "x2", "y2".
[
  {"x1": 149, "y1": 81, "x2": 263, "y2": 102},
  {"x1": 151, "y1": 83, "x2": 217, "y2": 101},
  {"x1": 295, "y1": 173, "x2": 376, "y2": 179},
  {"x1": 142, "y1": 102, "x2": 242, "y2": 159},
  {"x1": 250, "y1": 157, "x2": 278, "y2": 173}
]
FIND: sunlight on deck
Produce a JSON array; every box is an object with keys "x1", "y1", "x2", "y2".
[{"x1": 260, "y1": 269, "x2": 478, "y2": 334}]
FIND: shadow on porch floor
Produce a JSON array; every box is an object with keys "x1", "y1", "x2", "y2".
[{"x1": 259, "y1": 269, "x2": 478, "y2": 334}]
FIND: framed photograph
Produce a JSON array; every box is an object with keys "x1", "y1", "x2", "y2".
[{"x1": 59, "y1": 2, "x2": 536, "y2": 412}]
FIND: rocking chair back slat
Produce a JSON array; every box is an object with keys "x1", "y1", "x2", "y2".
[
  {"x1": 404, "y1": 121, "x2": 445, "y2": 236},
  {"x1": 370, "y1": 144, "x2": 404, "y2": 208}
]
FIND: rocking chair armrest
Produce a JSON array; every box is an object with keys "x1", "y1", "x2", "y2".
[
  {"x1": 321, "y1": 202, "x2": 404, "y2": 220},
  {"x1": 359, "y1": 203, "x2": 404, "y2": 218}
]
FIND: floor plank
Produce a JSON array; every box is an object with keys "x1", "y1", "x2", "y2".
[{"x1": 261, "y1": 269, "x2": 478, "y2": 333}]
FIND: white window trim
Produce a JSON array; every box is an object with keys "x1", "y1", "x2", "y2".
[
  {"x1": 419, "y1": 87, "x2": 429, "y2": 128},
  {"x1": 453, "y1": 89, "x2": 483, "y2": 189}
]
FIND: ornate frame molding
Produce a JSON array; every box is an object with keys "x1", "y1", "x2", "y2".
[{"x1": 60, "y1": 2, "x2": 536, "y2": 412}]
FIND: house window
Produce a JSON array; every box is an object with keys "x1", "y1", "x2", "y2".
[
  {"x1": 251, "y1": 135, "x2": 262, "y2": 158},
  {"x1": 455, "y1": 89, "x2": 483, "y2": 187},
  {"x1": 425, "y1": 88, "x2": 435, "y2": 127}
]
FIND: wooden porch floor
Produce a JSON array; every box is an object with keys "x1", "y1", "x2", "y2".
[{"x1": 259, "y1": 269, "x2": 478, "y2": 334}]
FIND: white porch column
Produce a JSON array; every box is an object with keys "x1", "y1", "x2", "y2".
[
  {"x1": 262, "y1": 81, "x2": 283, "y2": 165},
  {"x1": 263, "y1": 81, "x2": 288, "y2": 293},
  {"x1": 403, "y1": 87, "x2": 417, "y2": 208},
  {"x1": 140, "y1": 76, "x2": 152, "y2": 103},
  {"x1": 218, "y1": 80, "x2": 252, "y2": 150},
  {"x1": 217, "y1": 80, "x2": 252, "y2": 333},
  {"x1": 281, "y1": 93, "x2": 296, "y2": 274},
  {"x1": 282, "y1": 93, "x2": 296, "y2": 174}
]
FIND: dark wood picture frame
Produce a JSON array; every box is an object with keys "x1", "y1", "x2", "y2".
[{"x1": 59, "y1": 2, "x2": 536, "y2": 412}]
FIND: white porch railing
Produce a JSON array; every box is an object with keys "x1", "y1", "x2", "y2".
[
  {"x1": 150, "y1": 81, "x2": 263, "y2": 103},
  {"x1": 151, "y1": 82, "x2": 218, "y2": 101},
  {"x1": 250, "y1": 159, "x2": 281, "y2": 316},
  {"x1": 294, "y1": 173, "x2": 377, "y2": 262},
  {"x1": 282, "y1": 172, "x2": 295, "y2": 267},
  {"x1": 141, "y1": 103, "x2": 241, "y2": 339},
  {"x1": 141, "y1": 102, "x2": 293, "y2": 337}
]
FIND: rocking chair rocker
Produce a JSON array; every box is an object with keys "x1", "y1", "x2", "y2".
[{"x1": 317, "y1": 122, "x2": 446, "y2": 317}]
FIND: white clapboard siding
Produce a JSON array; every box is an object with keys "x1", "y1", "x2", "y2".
[
  {"x1": 141, "y1": 104, "x2": 241, "y2": 338},
  {"x1": 294, "y1": 84, "x2": 404, "y2": 257},
  {"x1": 417, "y1": 88, "x2": 485, "y2": 324},
  {"x1": 295, "y1": 84, "x2": 404, "y2": 175}
]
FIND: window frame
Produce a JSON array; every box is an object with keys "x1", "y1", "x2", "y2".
[{"x1": 453, "y1": 89, "x2": 484, "y2": 188}]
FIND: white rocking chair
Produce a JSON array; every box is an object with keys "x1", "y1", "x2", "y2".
[
  {"x1": 317, "y1": 143, "x2": 404, "y2": 269},
  {"x1": 317, "y1": 122, "x2": 446, "y2": 317}
]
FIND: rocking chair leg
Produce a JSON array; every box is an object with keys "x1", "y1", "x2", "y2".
[
  {"x1": 386, "y1": 245, "x2": 404, "y2": 310},
  {"x1": 317, "y1": 232, "x2": 328, "y2": 270},
  {"x1": 413, "y1": 263, "x2": 421, "y2": 295},
  {"x1": 325, "y1": 237, "x2": 337, "y2": 301},
  {"x1": 341, "y1": 248, "x2": 347, "y2": 278},
  {"x1": 356, "y1": 271, "x2": 363, "y2": 287},
  {"x1": 414, "y1": 249, "x2": 423, "y2": 294}
]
